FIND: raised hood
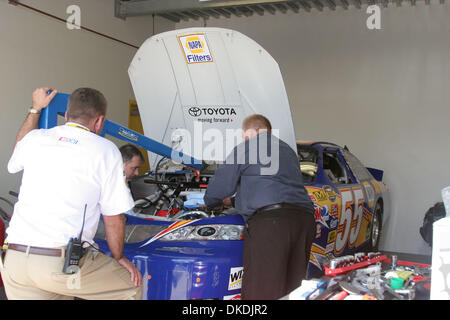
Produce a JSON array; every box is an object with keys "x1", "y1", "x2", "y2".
[{"x1": 128, "y1": 27, "x2": 296, "y2": 169}]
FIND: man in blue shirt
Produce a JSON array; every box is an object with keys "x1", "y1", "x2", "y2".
[{"x1": 204, "y1": 114, "x2": 315, "y2": 300}]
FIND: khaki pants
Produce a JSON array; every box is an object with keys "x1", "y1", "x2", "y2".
[{"x1": 0, "y1": 247, "x2": 142, "y2": 300}]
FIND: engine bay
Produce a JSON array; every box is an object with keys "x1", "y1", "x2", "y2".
[{"x1": 128, "y1": 160, "x2": 235, "y2": 221}]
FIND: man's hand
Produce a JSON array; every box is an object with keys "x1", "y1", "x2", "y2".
[
  {"x1": 203, "y1": 204, "x2": 224, "y2": 214},
  {"x1": 32, "y1": 87, "x2": 57, "y2": 111},
  {"x1": 117, "y1": 256, "x2": 143, "y2": 287},
  {"x1": 103, "y1": 214, "x2": 143, "y2": 287},
  {"x1": 14, "y1": 86, "x2": 58, "y2": 145},
  {"x1": 222, "y1": 198, "x2": 233, "y2": 207}
]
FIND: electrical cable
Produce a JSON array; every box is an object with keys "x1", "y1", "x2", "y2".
[{"x1": 8, "y1": 0, "x2": 139, "y2": 49}]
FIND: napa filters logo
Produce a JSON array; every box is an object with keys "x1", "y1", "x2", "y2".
[{"x1": 178, "y1": 33, "x2": 213, "y2": 64}]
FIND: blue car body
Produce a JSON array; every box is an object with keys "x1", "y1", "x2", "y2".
[
  {"x1": 96, "y1": 214, "x2": 244, "y2": 300},
  {"x1": 95, "y1": 142, "x2": 388, "y2": 300}
]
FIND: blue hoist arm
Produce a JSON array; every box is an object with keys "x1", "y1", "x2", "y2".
[{"x1": 39, "y1": 93, "x2": 202, "y2": 169}]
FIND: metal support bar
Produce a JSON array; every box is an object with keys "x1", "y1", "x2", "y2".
[
  {"x1": 262, "y1": 4, "x2": 277, "y2": 14},
  {"x1": 222, "y1": 7, "x2": 243, "y2": 17},
  {"x1": 250, "y1": 5, "x2": 266, "y2": 15},
  {"x1": 115, "y1": 0, "x2": 444, "y2": 21},
  {"x1": 156, "y1": 13, "x2": 180, "y2": 22},
  {"x1": 353, "y1": 0, "x2": 362, "y2": 9},
  {"x1": 205, "y1": 9, "x2": 221, "y2": 18},
  {"x1": 312, "y1": 0, "x2": 324, "y2": 11},
  {"x1": 286, "y1": 1, "x2": 300, "y2": 12},
  {"x1": 115, "y1": 0, "x2": 294, "y2": 18},
  {"x1": 275, "y1": 3, "x2": 288, "y2": 12},
  {"x1": 214, "y1": 8, "x2": 232, "y2": 18},
  {"x1": 237, "y1": 6, "x2": 254, "y2": 16},
  {"x1": 340, "y1": 0, "x2": 349, "y2": 9},
  {"x1": 39, "y1": 93, "x2": 202, "y2": 169},
  {"x1": 179, "y1": 11, "x2": 199, "y2": 20},
  {"x1": 212, "y1": 8, "x2": 231, "y2": 18},
  {"x1": 325, "y1": 0, "x2": 337, "y2": 10},
  {"x1": 299, "y1": 0, "x2": 312, "y2": 12},
  {"x1": 190, "y1": 9, "x2": 209, "y2": 19},
  {"x1": 171, "y1": 12, "x2": 190, "y2": 21}
]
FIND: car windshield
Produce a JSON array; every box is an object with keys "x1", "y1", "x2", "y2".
[{"x1": 297, "y1": 145, "x2": 319, "y2": 183}]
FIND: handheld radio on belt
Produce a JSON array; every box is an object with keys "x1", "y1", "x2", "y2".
[{"x1": 62, "y1": 204, "x2": 87, "y2": 274}]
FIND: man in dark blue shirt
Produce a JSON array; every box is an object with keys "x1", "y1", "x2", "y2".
[{"x1": 204, "y1": 114, "x2": 315, "y2": 300}]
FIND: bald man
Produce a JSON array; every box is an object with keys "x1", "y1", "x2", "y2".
[{"x1": 204, "y1": 114, "x2": 315, "y2": 300}]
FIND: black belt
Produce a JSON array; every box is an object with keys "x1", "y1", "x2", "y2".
[{"x1": 256, "y1": 203, "x2": 312, "y2": 214}]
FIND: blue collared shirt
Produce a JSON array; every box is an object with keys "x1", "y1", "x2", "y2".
[{"x1": 204, "y1": 132, "x2": 313, "y2": 221}]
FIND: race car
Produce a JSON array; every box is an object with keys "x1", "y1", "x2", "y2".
[
  {"x1": 94, "y1": 141, "x2": 388, "y2": 300},
  {"x1": 33, "y1": 27, "x2": 388, "y2": 300},
  {"x1": 297, "y1": 142, "x2": 388, "y2": 276}
]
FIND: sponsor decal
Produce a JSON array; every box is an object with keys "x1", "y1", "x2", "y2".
[
  {"x1": 323, "y1": 185, "x2": 337, "y2": 202},
  {"x1": 188, "y1": 107, "x2": 202, "y2": 117},
  {"x1": 118, "y1": 128, "x2": 138, "y2": 141},
  {"x1": 139, "y1": 220, "x2": 198, "y2": 247},
  {"x1": 328, "y1": 230, "x2": 337, "y2": 243},
  {"x1": 330, "y1": 203, "x2": 339, "y2": 218},
  {"x1": 325, "y1": 242, "x2": 335, "y2": 253},
  {"x1": 223, "y1": 294, "x2": 242, "y2": 300},
  {"x1": 58, "y1": 137, "x2": 78, "y2": 144},
  {"x1": 312, "y1": 190, "x2": 328, "y2": 202},
  {"x1": 187, "y1": 106, "x2": 237, "y2": 118},
  {"x1": 316, "y1": 224, "x2": 322, "y2": 239},
  {"x1": 311, "y1": 187, "x2": 337, "y2": 203},
  {"x1": 363, "y1": 181, "x2": 375, "y2": 209},
  {"x1": 314, "y1": 204, "x2": 330, "y2": 228},
  {"x1": 371, "y1": 179, "x2": 381, "y2": 194},
  {"x1": 309, "y1": 243, "x2": 326, "y2": 270},
  {"x1": 185, "y1": 106, "x2": 238, "y2": 124},
  {"x1": 183, "y1": 106, "x2": 239, "y2": 126},
  {"x1": 228, "y1": 267, "x2": 244, "y2": 291},
  {"x1": 330, "y1": 218, "x2": 338, "y2": 229},
  {"x1": 178, "y1": 33, "x2": 213, "y2": 64}
]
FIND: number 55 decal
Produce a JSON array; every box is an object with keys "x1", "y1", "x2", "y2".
[{"x1": 335, "y1": 187, "x2": 365, "y2": 255}]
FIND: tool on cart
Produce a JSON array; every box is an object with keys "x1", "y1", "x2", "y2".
[
  {"x1": 299, "y1": 252, "x2": 432, "y2": 300},
  {"x1": 324, "y1": 252, "x2": 386, "y2": 277}
]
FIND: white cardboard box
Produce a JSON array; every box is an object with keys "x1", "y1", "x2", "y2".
[{"x1": 431, "y1": 217, "x2": 450, "y2": 300}]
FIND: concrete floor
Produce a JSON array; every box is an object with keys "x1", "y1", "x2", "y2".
[{"x1": 0, "y1": 251, "x2": 431, "y2": 300}]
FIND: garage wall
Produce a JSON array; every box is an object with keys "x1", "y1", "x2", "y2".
[
  {"x1": 176, "y1": 2, "x2": 450, "y2": 255},
  {"x1": 0, "y1": 0, "x2": 174, "y2": 207}
]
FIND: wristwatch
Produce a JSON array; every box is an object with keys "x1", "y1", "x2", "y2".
[{"x1": 28, "y1": 107, "x2": 41, "y2": 114}]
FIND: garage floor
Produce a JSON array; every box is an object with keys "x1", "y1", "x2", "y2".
[{"x1": 0, "y1": 251, "x2": 431, "y2": 300}]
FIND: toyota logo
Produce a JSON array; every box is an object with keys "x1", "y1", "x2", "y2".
[{"x1": 188, "y1": 107, "x2": 202, "y2": 117}]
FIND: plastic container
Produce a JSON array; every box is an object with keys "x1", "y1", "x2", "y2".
[
  {"x1": 441, "y1": 186, "x2": 450, "y2": 217},
  {"x1": 390, "y1": 278, "x2": 404, "y2": 290}
]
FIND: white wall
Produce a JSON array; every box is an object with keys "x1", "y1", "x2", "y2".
[
  {"x1": 176, "y1": 2, "x2": 450, "y2": 255},
  {"x1": 0, "y1": 0, "x2": 173, "y2": 207}
]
